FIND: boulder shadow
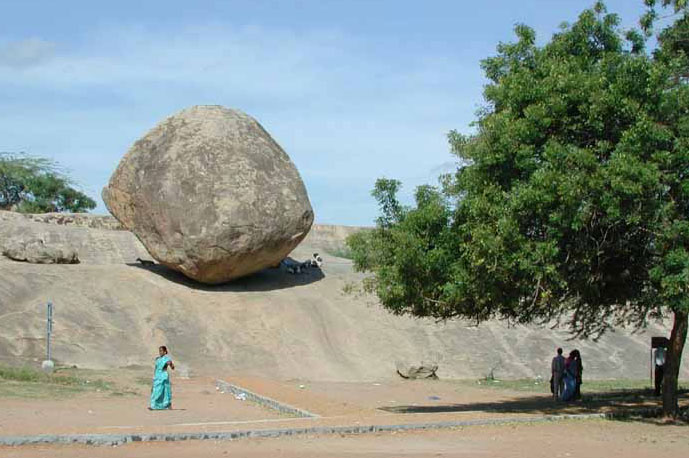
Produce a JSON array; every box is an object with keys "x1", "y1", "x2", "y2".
[{"x1": 126, "y1": 260, "x2": 325, "y2": 292}]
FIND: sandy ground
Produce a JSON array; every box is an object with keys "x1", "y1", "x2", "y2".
[
  {"x1": 1, "y1": 214, "x2": 688, "y2": 456},
  {"x1": 2, "y1": 420, "x2": 688, "y2": 458},
  {"x1": 222, "y1": 375, "x2": 685, "y2": 418},
  {"x1": 0, "y1": 376, "x2": 286, "y2": 436},
  {"x1": 1, "y1": 374, "x2": 687, "y2": 457},
  {"x1": 5, "y1": 374, "x2": 678, "y2": 437}
]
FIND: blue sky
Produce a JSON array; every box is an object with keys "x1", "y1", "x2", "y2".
[{"x1": 0, "y1": 1, "x2": 650, "y2": 225}]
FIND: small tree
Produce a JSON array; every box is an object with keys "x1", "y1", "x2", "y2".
[
  {"x1": 349, "y1": 2, "x2": 689, "y2": 416},
  {"x1": 0, "y1": 153, "x2": 96, "y2": 213}
]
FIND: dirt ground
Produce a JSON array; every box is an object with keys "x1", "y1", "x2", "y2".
[
  {"x1": 1, "y1": 372, "x2": 687, "y2": 457},
  {"x1": 2, "y1": 420, "x2": 688, "y2": 458},
  {"x1": 223, "y1": 375, "x2": 686, "y2": 418},
  {"x1": 3, "y1": 210, "x2": 688, "y2": 458},
  {"x1": 0, "y1": 375, "x2": 289, "y2": 436},
  {"x1": 4, "y1": 373, "x2": 682, "y2": 436}
]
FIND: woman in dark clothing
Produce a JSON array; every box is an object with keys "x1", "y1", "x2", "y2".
[
  {"x1": 561, "y1": 351, "x2": 578, "y2": 401},
  {"x1": 572, "y1": 349, "x2": 583, "y2": 400}
]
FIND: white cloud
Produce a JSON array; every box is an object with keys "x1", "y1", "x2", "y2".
[{"x1": 0, "y1": 25, "x2": 353, "y2": 97}]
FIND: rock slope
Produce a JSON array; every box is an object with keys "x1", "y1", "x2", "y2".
[{"x1": 0, "y1": 211, "x2": 686, "y2": 381}]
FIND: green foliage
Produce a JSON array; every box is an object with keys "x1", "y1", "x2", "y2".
[
  {"x1": 348, "y1": 179, "x2": 455, "y2": 317},
  {"x1": 642, "y1": 0, "x2": 688, "y2": 36},
  {"x1": 346, "y1": 230, "x2": 380, "y2": 272},
  {"x1": 349, "y1": 3, "x2": 689, "y2": 338},
  {"x1": 371, "y1": 178, "x2": 404, "y2": 228},
  {"x1": 0, "y1": 153, "x2": 96, "y2": 213}
]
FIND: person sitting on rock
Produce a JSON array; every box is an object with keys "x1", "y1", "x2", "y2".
[
  {"x1": 283, "y1": 257, "x2": 314, "y2": 274},
  {"x1": 311, "y1": 253, "x2": 323, "y2": 268},
  {"x1": 287, "y1": 265, "x2": 301, "y2": 274}
]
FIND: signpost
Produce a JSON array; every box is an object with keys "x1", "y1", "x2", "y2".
[{"x1": 41, "y1": 301, "x2": 54, "y2": 373}]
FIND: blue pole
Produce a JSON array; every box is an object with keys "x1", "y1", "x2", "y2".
[{"x1": 46, "y1": 301, "x2": 53, "y2": 362}]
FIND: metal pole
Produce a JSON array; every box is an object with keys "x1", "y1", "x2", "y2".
[
  {"x1": 42, "y1": 302, "x2": 54, "y2": 373},
  {"x1": 47, "y1": 301, "x2": 53, "y2": 362}
]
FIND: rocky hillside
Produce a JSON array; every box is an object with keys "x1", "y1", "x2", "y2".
[{"x1": 0, "y1": 210, "x2": 686, "y2": 381}]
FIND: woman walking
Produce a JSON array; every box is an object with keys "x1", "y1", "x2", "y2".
[{"x1": 149, "y1": 345, "x2": 175, "y2": 410}]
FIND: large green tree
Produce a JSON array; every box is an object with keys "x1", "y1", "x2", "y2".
[
  {"x1": 0, "y1": 153, "x2": 96, "y2": 213},
  {"x1": 349, "y1": 2, "x2": 689, "y2": 416}
]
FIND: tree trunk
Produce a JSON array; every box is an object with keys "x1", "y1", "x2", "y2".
[{"x1": 662, "y1": 310, "x2": 688, "y2": 417}]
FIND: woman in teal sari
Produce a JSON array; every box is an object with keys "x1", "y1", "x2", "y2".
[{"x1": 149, "y1": 346, "x2": 175, "y2": 410}]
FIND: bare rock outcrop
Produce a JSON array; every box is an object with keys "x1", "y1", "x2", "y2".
[
  {"x1": 102, "y1": 105, "x2": 314, "y2": 284},
  {"x1": 0, "y1": 210, "x2": 124, "y2": 230},
  {"x1": 2, "y1": 237, "x2": 79, "y2": 264}
]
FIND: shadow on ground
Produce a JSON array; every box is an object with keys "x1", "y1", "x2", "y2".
[
  {"x1": 379, "y1": 389, "x2": 689, "y2": 420},
  {"x1": 126, "y1": 260, "x2": 325, "y2": 292}
]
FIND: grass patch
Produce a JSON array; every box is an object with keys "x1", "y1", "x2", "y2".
[
  {"x1": 341, "y1": 281, "x2": 359, "y2": 295},
  {"x1": 461, "y1": 378, "x2": 689, "y2": 394},
  {"x1": 0, "y1": 364, "x2": 112, "y2": 398},
  {"x1": 0, "y1": 365, "x2": 48, "y2": 383},
  {"x1": 461, "y1": 378, "x2": 550, "y2": 392},
  {"x1": 0, "y1": 381, "x2": 87, "y2": 399}
]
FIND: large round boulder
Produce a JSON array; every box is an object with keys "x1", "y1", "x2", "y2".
[{"x1": 102, "y1": 105, "x2": 314, "y2": 284}]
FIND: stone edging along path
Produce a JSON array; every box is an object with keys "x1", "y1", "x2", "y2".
[
  {"x1": 0, "y1": 413, "x2": 611, "y2": 447},
  {"x1": 215, "y1": 379, "x2": 319, "y2": 418}
]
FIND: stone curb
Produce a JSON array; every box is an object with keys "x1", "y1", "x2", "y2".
[
  {"x1": 0, "y1": 413, "x2": 609, "y2": 447},
  {"x1": 215, "y1": 379, "x2": 319, "y2": 418}
]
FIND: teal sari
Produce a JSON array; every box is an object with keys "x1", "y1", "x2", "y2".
[{"x1": 150, "y1": 355, "x2": 172, "y2": 410}]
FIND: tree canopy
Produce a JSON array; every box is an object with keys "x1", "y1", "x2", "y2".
[
  {"x1": 0, "y1": 153, "x2": 96, "y2": 213},
  {"x1": 349, "y1": 2, "x2": 689, "y2": 416}
]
